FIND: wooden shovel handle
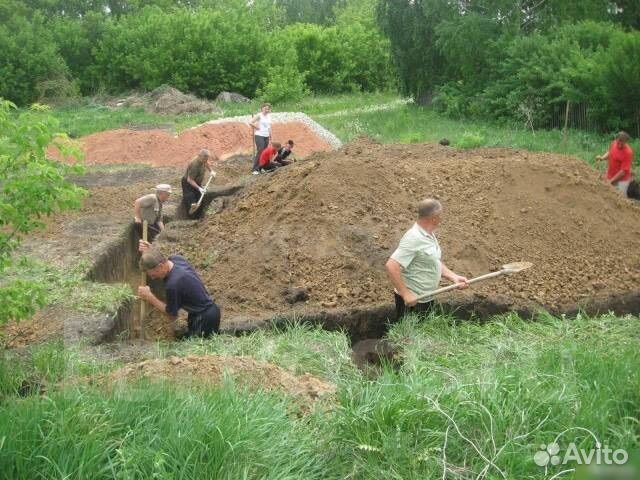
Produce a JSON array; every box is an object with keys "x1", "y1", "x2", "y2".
[
  {"x1": 416, "y1": 270, "x2": 505, "y2": 301},
  {"x1": 139, "y1": 221, "x2": 148, "y2": 339}
]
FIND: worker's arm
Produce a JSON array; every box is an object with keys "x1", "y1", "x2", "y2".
[
  {"x1": 441, "y1": 262, "x2": 468, "y2": 287},
  {"x1": 137, "y1": 286, "x2": 168, "y2": 312},
  {"x1": 385, "y1": 258, "x2": 417, "y2": 306},
  {"x1": 249, "y1": 115, "x2": 259, "y2": 130},
  {"x1": 157, "y1": 221, "x2": 165, "y2": 231},
  {"x1": 133, "y1": 198, "x2": 143, "y2": 223},
  {"x1": 596, "y1": 152, "x2": 609, "y2": 161},
  {"x1": 609, "y1": 169, "x2": 626, "y2": 185},
  {"x1": 187, "y1": 175, "x2": 200, "y2": 189}
]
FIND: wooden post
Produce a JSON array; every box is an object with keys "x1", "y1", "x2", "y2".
[
  {"x1": 561, "y1": 100, "x2": 570, "y2": 150},
  {"x1": 139, "y1": 220, "x2": 148, "y2": 339}
]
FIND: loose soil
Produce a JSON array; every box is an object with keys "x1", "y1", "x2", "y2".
[
  {"x1": 98, "y1": 355, "x2": 336, "y2": 405},
  {"x1": 51, "y1": 121, "x2": 334, "y2": 166},
  {"x1": 106, "y1": 85, "x2": 222, "y2": 115},
  {"x1": 162, "y1": 138, "x2": 640, "y2": 320},
  {"x1": 7, "y1": 138, "x2": 640, "y2": 348}
]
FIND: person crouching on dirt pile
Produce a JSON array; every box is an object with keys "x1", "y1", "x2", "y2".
[
  {"x1": 385, "y1": 198, "x2": 468, "y2": 319},
  {"x1": 137, "y1": 240, "x2": 221, "y2": 337},
  {"x1": 133, "y1": 184, "x2": 171, "y2": 242},
  {"x1": 596, "y1": 131, "x2": 634, "y2": 197},
  {"x1": 182, "y1": 149, "x2": 215, "y2": 216},
  {"x1": 274, "y1": 139, "x2": 295, "y2": 166},
  {"x1": 258, "y1": 141, "x2": 282, "y2": 173}
]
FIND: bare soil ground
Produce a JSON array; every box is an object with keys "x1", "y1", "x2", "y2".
[
  {"x1": 162, "y1": 138, "x2": 640, "y2": 320},
  {"x1": 97, "y1": 355, "x2": 336, "y2": 406},
  {"x1": 6, "y1": 138, "x2": 640, "y2": 347},
  {"x1": 50, "y1": 121, "x2": 334, "y2": 166}
]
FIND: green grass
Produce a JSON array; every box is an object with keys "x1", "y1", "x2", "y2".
[
  {"x1": 35, "y1": 92, "x2": 639, "y2": 169},
  {"x1": 5, "y1": 93, "x2": 640, "y2": 478},
  {"x1": 4, "y1": 257, "x2": 133, "y2": 315},
  {"x1": 37, "y1": 92, "x2": 399, "y2": 138},
  {"x1": 1, "y1": 314, "x2": 638, "y2": 479},
  {"x1": 317, "y1": 103, "x2": 640, "y2": 167}
]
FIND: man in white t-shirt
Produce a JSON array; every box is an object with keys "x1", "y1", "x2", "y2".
[
  {"x1": 385, "y1": 198, "x2": 468, "y2": 319},
  {"x1": 250, "y1": 103, "x2": 272, "y2": 174}
]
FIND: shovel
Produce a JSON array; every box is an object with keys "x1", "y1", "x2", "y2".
[
  {"x1": 189, "y1": 171, "x2": 216, "y2": 215},
  {"x1": 416, "y1": 261, "x2": 533, "y2": 301},
  {"x1": 139, "y1": 220, "x2": 148, "y2": 339}
]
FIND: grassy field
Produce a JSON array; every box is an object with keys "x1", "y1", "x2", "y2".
[
  {"x1": 1, "y1": 315, "x2": 639, "y2": 479},
  {"x1": 3, "y1": 94, "x2": 639, "y2": 479},
  {"x1": 35, "y1": 92, "x2": 639, "y2": 168}
]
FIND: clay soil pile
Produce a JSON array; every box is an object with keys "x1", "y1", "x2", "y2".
[
  {"x1": 100, "y1": 355, "x2": 336, "y2": 404},
  {"x1": 53, "y1": 121, "x2": 334, "y2": 167},
  {"x1": 168, "y1": 138, "x2": 640, "y2": 320}
]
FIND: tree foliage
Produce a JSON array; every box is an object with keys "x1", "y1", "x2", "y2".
[
  {"x1": 1, "y1": 0, "x2": 395, "y2": 104},
  {"x1": 378, "y1": 0, "x2": 640, "y2": 130},
  {"x1": 0, "y1": 100, "x2": 85, "y2": 325}
]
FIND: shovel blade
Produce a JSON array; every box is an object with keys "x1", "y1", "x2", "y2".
[{"x1": 502, "y1": 261, "x2": 533, "y2": 273}]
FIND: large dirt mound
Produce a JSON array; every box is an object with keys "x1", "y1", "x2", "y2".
[
  {"x1": 53, "y1": 117, "x2": 336, "y2": 167},
  {"x1": 164, "y1": 138, "x2": 640, "y2": 320},
  {"x1": 101, "y1": 355, "x2": 336, "y2": 404},
  {"x1": 110, "y1": 85, "x2": 221, "y2": 115}
]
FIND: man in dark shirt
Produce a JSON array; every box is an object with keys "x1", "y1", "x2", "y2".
[{"x1": 137, "y1": 240, "x2": 220, "y2": 337}]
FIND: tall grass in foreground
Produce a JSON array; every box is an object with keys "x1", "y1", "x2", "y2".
[{"x1": 1, "y1": 314, "x2": 638, "y2": 479}]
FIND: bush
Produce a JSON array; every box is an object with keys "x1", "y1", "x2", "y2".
[
  {"x1": 0, "y1": 13, "x2": 72, "y2": 105},
  {"x1": 272, "y1": 19, "x2": 394, "y2": 95},
  {"x1": 0, "y1": 101, "x2": 84, "y2": 325},
  {"x1": 92, "y1": 4, "x2": 275, "y2": 98}
]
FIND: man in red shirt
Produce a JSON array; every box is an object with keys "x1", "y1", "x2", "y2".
[
  {"x1": 597, "y1": 131, "x2": 634, "y2": 196},
  {"x1": 258, "y1": 141, "x2": 281, "y2": 172}
]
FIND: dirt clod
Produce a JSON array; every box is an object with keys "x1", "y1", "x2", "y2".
[
  {"x1": 282, "y1": 287, "x2": 309, "y2": 304},
  {"x1": 111, "y1": 85, "x2": 221, "y2": 115},
  {"x1": 101, "y1": 355, "x2": 336, "y2": 405}
]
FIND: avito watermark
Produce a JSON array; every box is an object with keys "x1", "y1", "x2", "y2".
[{"x1": 534, "y1": 441, "x2": 629, "y2": 468}]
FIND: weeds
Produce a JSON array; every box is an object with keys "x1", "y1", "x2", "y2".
[
  {"x1": 1, "y1": 314, "x2": 638, "y2": 478},
  {"x1": 4, "y1": 257, "x2": 133, "y2": 314}
]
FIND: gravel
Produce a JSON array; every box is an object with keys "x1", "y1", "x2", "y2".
[{"x1": 202, "y1": 112, "x2": 343, "y2": 149}]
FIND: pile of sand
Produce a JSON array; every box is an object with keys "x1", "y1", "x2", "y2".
[
  {"x1": 162, "y1": 138, "x2": 640, "y2": 320},
  {"x1": 100, "y1": 355, "x2": 336, "y2": 404}
]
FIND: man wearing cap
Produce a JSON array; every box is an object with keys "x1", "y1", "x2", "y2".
[
  {"x1": 385, "y1": 198, "x2": 468, "y2": 319},
  {"x1": 134, "y1": 184, "x2": 172, "y2": 242},
  {"x1": 182, "y1": 149, "x2": 215, "y2": 217},
  {"x1": 137, "y1": 240, "x2": 221, "y2": 337}
]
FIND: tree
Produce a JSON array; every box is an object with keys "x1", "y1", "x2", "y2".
[
  {"x1": 377, "y1": 0, "x2": 452, "y2": 102},
  {"x1": 0, "y1": 13, "x2": 73, "y2": 105},
  {"x1": 0, "y1": 100, "x2": 85, "y2": 325},
  {"x1": 276, "y1": 0, "x2": 341, "y2": 24}
]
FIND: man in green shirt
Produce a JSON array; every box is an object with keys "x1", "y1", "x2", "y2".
[
  {"x1": 181, "y1": 149, "x2": 215, "y2": 218},
  {"x1": 134, "y1": 184, "x2": 172, "y2": 242},
  {"x1": 385, "y1": 198, "x2": 467, "y2": 319}
]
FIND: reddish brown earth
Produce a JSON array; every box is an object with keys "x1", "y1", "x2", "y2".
[
  {"x1": 51, "y1": 122, "x2": 333, "y2": 166},
  {"x1": 165, "y1": 138, "x2": 640, "y2": 320}
]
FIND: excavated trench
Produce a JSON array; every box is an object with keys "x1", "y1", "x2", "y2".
[{"x1": 83, "y1": 183, "x2": 640, "y2": 369}]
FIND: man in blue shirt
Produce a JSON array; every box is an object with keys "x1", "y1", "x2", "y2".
[{"x1": 137, "y1": 240, "x2": 220, "y2": 337}]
